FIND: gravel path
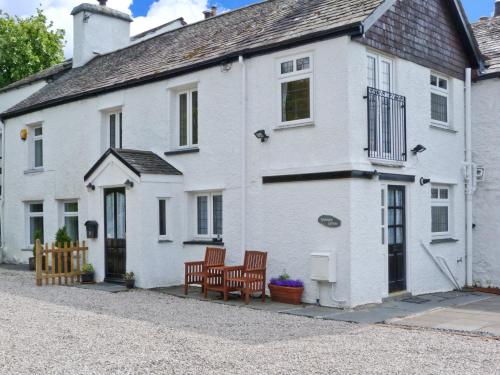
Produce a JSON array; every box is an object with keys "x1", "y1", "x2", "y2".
[{"x1": 0, "y1": 268, "x2": 498, "y2": 374}]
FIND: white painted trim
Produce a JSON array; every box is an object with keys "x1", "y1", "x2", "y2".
[{"x1": 362, "y1": 0, "x2": 399, "y2": 34}]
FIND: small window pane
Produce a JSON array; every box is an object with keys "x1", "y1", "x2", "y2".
[
  {"x1": 213, "y1": 195, "x2": 223, "y2": 235},
  {"x1": 367, "y1": 56, "x2": 377, "y2": 88},
  {"x1": 197, "y1": 196, "x2": 208, "y2": 235},
  {"x1": 109, "y1": 114, "x2": 116, "y2": 148},
  {"x1": 34, "y1": 127, "x2": 43, "y2": 136},
  {"x1": 281, "y1": 78, "x2": 310, "y2": 122},
  {"x1": 281, "y1": 60, "x2": 293, "y2": 74},
  {"x1": 30, "y1": 217, "x2": 44, "y2": 244},
  {"x1": 440, "y1": 189, "x2": 449, "y2": 199},
  {"x1": 64, "y1": 202, "x2": 78, "y2": 213},
  {"x1": 34, "y1": 139, "x2": 43, "y2": 167},
  {"x1": 432, "y1": 206, "x2": 449, "y2": 233},
  {"x1": 64, "y1": 216, "x2": 79, "y2": 241},
  {"x1": 438, "y1": 78, "x2": 448, "y2": 90},
  {"x1": 431, "y1": 93, "x2": 448, "y2": 123},
  {"x1": 431, "y1": 188, "x2": 439, "y2": 199},
  {"x1": 159, "y1": 200, "x2": 166, "y2": 236},
  {"x1": 106, "y1": 194, "x2": 115, "y2": 239},
  {"x1": 179, "y1": 93, "x2": 188, "y2": 146},
  {"x1": 381, "y1": 189, "x2": 385, "y2": 206},
  {"x1": 296, "y1": 57, "x2": 310, "y2": 71},
  {"x1": 119, "y1": 112, "x2": 123, "y2": 148},
  {"x1": 192, "y1": 91, "x2": 198, "y2": 145},
  {"x1": 116, "y1": 193, "x2": 126, "y2": 240},
  {"x1": 30, "y1": 203, "x2": 43, "y2": 213},
  {"x1": 430, "y1": 75, "x2": 437, "y2": 86}
]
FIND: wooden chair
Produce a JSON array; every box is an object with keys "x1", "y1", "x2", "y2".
[
  {"x1": 184, "y1": 247, "x2": 226, "y2": 295},
  {"x1": 219, "y1": 250, "x2": 267, "y2": 304}
]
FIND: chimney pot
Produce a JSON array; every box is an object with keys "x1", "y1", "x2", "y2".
[
  {"x1": 495, "y1": 0, "x2": 500, "y2": 17},
  {"x1": 98, "y1": 0, "x2": 107, "y2": 6},
  {"x1": 211, "y1": 6, "x2": 217, "y2": 17},
  {"x1": 203, "y1": 10, "x2": 211, "y2": 19}
]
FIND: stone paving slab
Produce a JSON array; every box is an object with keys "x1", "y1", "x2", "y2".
[{"x1": 74, "y1": 282, "x2": 129, "y2": 293}]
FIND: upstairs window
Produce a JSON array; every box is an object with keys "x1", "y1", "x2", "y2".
[
  {"x1": 179, "y1": 90, "x2": 198, "y2": 147},
  {"x1": 431, "y1": 186, "x2": 451, "y2": 237},
  {"x1": 430, "y1": 74, "x2": 449, "y2": 126},
  {"x1": 195, "y1": 193, "x2": 222, "y2": 238},
  {"x1": 32, "y1": 126, "x2": 43, "y2": 169},
  {"x1": 278, "y1": 54, "x2": 313, "y2": 126},
  {"x1": 109, "y1": 111, "x2": 122, "y2": 149}
]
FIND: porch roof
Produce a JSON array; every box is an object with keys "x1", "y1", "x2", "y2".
[{"x1": 84, "y1": 148, "x2": 182, "y2": 181}]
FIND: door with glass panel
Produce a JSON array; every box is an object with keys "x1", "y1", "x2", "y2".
[
  {"x1": 367, "y1": 55, "x2": 393, "y2": 157},
  {"x1": 387, "y1": 185, "x2": 406, "y2": 293},
  {"x1": 104, "y1": 188, "x2": 126, "y2": 282}
]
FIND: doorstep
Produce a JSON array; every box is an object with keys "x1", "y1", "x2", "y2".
[{"x1": 73, "y1": 282, "x2": 129, "y2": 293}]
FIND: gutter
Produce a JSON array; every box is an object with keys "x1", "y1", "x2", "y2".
[{"x1": 0, "y1": 23, "x2": 363, "y2": 122}]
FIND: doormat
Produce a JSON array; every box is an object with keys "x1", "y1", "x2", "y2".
[{"x1": 401, "y1": 297, "x2": 430, "y2": 304}]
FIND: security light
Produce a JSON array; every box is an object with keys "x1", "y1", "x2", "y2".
[
  {"x1": 86, "y1": 183, "x2": 95, "y2": 191},
  {"x1": 254, "y1": 129, "x2": 269, "y2": 143},
  {"x1": 420, "y1": 177, "x2": 431, "y2": 186},
  {"x1": 411, "y1": 144, "x2": 427, "y2": 155},
  {"x1": 124, "y1": 179, "x2": 134, "y2": 189}
]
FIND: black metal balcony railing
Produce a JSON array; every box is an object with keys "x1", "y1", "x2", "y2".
[{"x1": 365, "y1": 87, "x2": 407, "y2": 162}]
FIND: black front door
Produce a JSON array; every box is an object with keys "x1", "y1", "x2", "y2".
[
  {"x1": 388, "y1": 185, "x2": 406, "y2": 293},
  {"x1": 104, "y1": 188, "x2": 126, "y2": 282}
]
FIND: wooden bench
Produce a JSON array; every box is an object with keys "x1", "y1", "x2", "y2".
[{"x1": 184, "y1": 247, "x2": 226, "y2": 295}]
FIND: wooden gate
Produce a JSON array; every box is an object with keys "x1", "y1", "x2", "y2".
[{"x1": 35, "y1": 239, "x2": 89, "y2": 286}]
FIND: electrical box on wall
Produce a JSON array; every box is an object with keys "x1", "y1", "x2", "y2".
[{"x1": 310, "y1": 252, "x2": 336, "y2": 283}]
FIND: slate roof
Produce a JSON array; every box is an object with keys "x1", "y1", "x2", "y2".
[
  {"x1": 0, "y1": 60, "x2": 72, "y2": 94},
  {"x1": 84, "y1": 148, "x2": 182, "y2": 181},
  {"x1": 2, "y1": 0, "x2": 385, "y2": 119},
  {"x1": 472, "y1": 16, "x2": 500, "y2": 76}
]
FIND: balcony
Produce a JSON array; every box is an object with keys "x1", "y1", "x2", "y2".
[{"x1": 365, "y1": 87, "x2": 407, "y2": 162}]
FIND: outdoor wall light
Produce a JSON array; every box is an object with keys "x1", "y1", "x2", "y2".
[
  {"x1": 411, "y1": 144, "x2": 427, "y2": 155},
  {"x1": 420, "y1": 177, "x2": 431, "y2": 186},
  {"x1": 254, "y1": 129, "x2": 269, "y2": 142},
  {"x1": 124, "y1": 179, "x2": 134, "y2": 189},
  {"x1": 86, "y1": 183, "x2": 95, "y2": 191}
]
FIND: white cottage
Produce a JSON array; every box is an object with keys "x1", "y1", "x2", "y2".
[
  {"x1": 0, "y1": 0, "x2": 483, "y2": 307},
  {"x1": 471, "y1": 2, "x2": 500, "y2": 289}
]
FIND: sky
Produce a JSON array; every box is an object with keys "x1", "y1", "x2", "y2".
[{"x1": 0, "y1": 0, "x2": 495, "y2": 57}]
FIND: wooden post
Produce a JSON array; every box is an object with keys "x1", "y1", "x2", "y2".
[
  {"x1": 35, "y1": 240, "x2": 42, "y2": 286},
  {"x1": 76, "y1": 241, "x2": 81, "y2": 283},
  {"x1": 51, "y1": 243, "x2": 56, "y2": 285},
  {"x1": 44, "y1": 243, "x2": 49, "y2": 285},
  {"x1": 57, "y1": 242, "x2": 62, "y2": 285},
  {"x1": 63, "y1": 242, "x2": 68, "y2": 285}
]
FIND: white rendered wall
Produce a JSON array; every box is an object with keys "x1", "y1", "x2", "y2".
[
  {"x1": 2, "y1": 36, "x2": 468, "y2": 305},
  {"x1": 472, "y1": 78, "x2": 500, "y2": 288}
]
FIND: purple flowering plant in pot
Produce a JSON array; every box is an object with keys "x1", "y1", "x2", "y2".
[{"x1": 268, "y1": 271, "x2": 304, "y2": 305}]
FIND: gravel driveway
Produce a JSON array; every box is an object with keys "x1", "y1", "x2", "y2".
[{"x1": 0, "y1": 268, "x2": 498, "y2": 374}]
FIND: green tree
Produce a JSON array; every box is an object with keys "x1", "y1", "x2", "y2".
[{"x1": 0, "y1": 8, "x2": 65, "y2": 88}]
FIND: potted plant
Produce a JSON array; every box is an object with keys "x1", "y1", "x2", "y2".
[
  {"x1": 28, "y1": 230, "x2": 44, "y2": 271},
  {"x1": 81, "y1": 263, "x2": 95, "y2": 284},
  {"x1": 124, "y1": 272, "x2": 135, "y2": 289},
  {"x1": 268, "y1": 272, "x2": 304, "y2": 305}
]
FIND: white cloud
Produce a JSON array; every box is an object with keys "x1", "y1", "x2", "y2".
[{"x1": 0, "y1": 0, "x2": 208, "y2": 57}]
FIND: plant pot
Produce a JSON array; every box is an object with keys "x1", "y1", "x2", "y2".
[
  {"x1": 125, "y1": 279, "x2": 135, "y2": 289},
  {"x1": 81, "y1": 272, "x2": 95, "y2": 284},
  {"x1": 29, "y1": 256, "x2": 47, "y2": 271},
  {"x1": 268, "y1": 284, "x2": 304, "y2": 305}
]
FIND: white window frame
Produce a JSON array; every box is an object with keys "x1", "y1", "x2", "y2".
[
  {"x1": 430, "y1": 73, "x2": 449, "y2": 127},
  {"x1": 194, "y1": 192, "x2": 223, "y2": 239},
  {"x1": 431, "y1": 185, "x2": 452, "y2": 238},
  {"x1": 31, "y1": 125, "x2": 43, "y2": 169},
  {"x1": 367, "y1": 52, "x2": 394, "y2": 92},
  {"x1": 61, "y1": 200, "x2": 79, "y2": 242},
  {"x1": 26, "y1": 201, "x2": 44, "y2": 247},
  {"x1": 276, "y1": 53, "x2": 314, "y2": 128},
  {"x1": 158, "y1": 198, "x2": 168, "y2": 240},
  {"x1": 108, "y1": 110, "x2": 122, "y2": 149},
  {"x1": 178, "y1": 89, "x2": 198, "y2": 148}
]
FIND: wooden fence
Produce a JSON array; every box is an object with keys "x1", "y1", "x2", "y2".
[{"x1": 35, "y1": 239, "x2": 88, "y2": 286}]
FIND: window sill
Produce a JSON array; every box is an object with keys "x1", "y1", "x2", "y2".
[
  {"x1": 164, "y1": 147, "x2": 199, "y2": 156},
  {"x1": 369, "y1": 158, "x2": 405, "y2": 168},
  {"x1": 430, "y1": 238, "x2": 459, "y2": 245},
  {"x1": 22, "y1": 248, "x2": 34, "y2": 252},
  {"x1": 158, "y1": 239, "x2": 173, "y2": 243},
  {"x1": 430, "y1": 124, "x2": 458, "y2": 133},
  {"x1": 274, "y1": 122, "x2": 314, "y2": 131},
  {"x1": 24, "y1": 168, "x2": 44, "y2": 175},
  {"x1": 183, "y1": 240, "x2": 224, "y2": 246}
]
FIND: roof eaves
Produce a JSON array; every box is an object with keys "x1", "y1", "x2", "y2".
[
  {"x1": 450, "y1": 0, "x2": 483, "y2": 69},
  {"x1": 361, "y1": 0, "x2": 398, "y2": 33},
  {"x1": 0, "y1": 21, "x2": 363, "y2": 122},
  {"x1": 84, "y1": 148, "x2": 141, "y2": 182}
]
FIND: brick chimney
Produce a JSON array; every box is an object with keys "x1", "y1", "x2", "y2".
[
  {"x1": 71, "y1": 1, "x2": 132, "y2": 68},
  {"x1": 203, "y1": 6, "x2": 217, "y2": 19}
]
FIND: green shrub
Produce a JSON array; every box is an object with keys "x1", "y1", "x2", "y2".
[
  {"x1": 55, "y1": 226, "x2": 72, "y2": 247},
  {"x1": 82, "y1": 263, "x2": 94, "y2": 274},
  {"x1": 32, "y1": 230, "x2": 42, "y2": 258}
]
